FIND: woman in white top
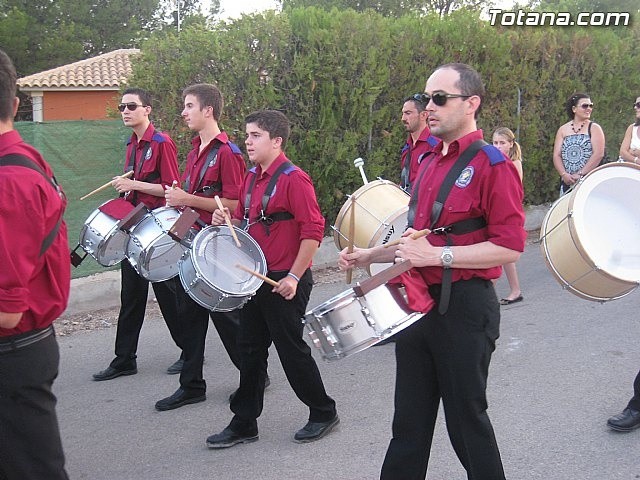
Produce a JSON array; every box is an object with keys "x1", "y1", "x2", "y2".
[
  {"x1": 619, "y1": 96, "x2": 640, "y2": 164},
  {"x1": 493, "y1": 127, "x2": 524, "y2": 305}
]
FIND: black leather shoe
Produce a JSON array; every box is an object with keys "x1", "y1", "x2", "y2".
[
  {"x1": 607, "y1": 408, "x2": 640, "y2": 432},
  {"x1": 166, "y1": 358, "x2": 184, "y2": 375},
  {"x1": 206, "y1": 427, "x2": 259, "y2": 449},
  {"x1": 229, "y1": 375, "x2": 271, "y2": 403},
  {"x1": 92, "y1": 366, "x2": 137, "y2": 381},
  {"x1": 293, "y1": 415, "x2": 339, "y2": 443},
  {"x1": 155, "y1": 388, "x2": 206, "y2": 411}
]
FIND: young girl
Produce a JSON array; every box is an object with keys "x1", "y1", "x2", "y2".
[{"x1": 493, "y1": 127, "x2": 523, "y2": 305}]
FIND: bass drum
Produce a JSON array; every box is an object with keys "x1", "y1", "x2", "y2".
[
  {"x1": 332, "y1": 179, "x2": 409, "y2": 276},
  {"x1": 539, "y1": 162, "x2": 640, "y2": 301}
]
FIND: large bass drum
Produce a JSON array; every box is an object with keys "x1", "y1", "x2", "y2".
[
  {"x1": 539, "y1": 162, "x2": 640, "y2": 301},
  {"x1": 178, "y1": 225, "x2": 267, "y2": 311},
  {"x1": 332, "y1": 179, "x2": 409, "y2": 275}
]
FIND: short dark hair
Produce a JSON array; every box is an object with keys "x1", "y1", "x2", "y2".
[
  {"x1": 436, "y1": 63, "x2": 485, "y2": 118},
  {"x1": 565, "y1": 92, "x2": 589, "y2": 119},
  {"x1": 0, "y1": 49, "x2": 17, "y2": 121},
  {"x1": 245, "y1": 110, "x2": 290, "y2": 148},
  {"x1": 403, "y1": 94, "x2": 427, "y2": 112},
  {"x1": 182, "y1": 83, "x2": 224, "y2": 122},
  {"x1": 122, "y1": 87, "x2": 153, "y2": 108}
]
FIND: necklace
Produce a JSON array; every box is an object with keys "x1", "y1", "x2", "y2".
[{"x1": 570, "y1": 120, "x2": 587, "y2": 134}]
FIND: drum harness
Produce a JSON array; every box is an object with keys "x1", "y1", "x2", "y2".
[
  {"x1": 184, "y1": 143, "x2": 222, "y2": 197},
  {"x1": 241, "y1": 161, "x2": 296, "y2": 236},
  {"x1": 407, "y1": 140, "x2": 489, "y2": 315},
  {"x1": 124, "y1": 131, "x2": 169, "y2": 205},
  {"x1": 0, "y1": 153, "x2": 65, "y2": 256}
]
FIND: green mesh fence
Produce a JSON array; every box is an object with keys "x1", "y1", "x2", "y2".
[{"x1": 15, "y1": 120, "x2": 131, "y2": 279}]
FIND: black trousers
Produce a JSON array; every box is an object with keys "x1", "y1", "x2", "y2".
[
  {"x1": 627, "y1": 368, "x2": 640, "y2": 411},
  {"x1": 109, "y1": 260, "x2": 181, "y2": 370},
  {"x1": 380, "y1": 278, "x2": 505, "y2": 480},
  {"x1": 229, "y1": 269, "x2": 336, "y2": 433},
  {"x1": 0, "y1": 332, "x2": 68, "y2": 480},
  {"x1": 173, "y1": 280, "x2": 241, "y2": 394}
]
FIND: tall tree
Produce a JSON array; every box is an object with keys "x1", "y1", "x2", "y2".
[{"x1": 281, "y1": 0, "x2": 491, "y2": 16}]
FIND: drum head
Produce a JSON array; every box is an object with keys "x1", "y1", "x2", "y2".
[
  {"x1": 191, "y1": 225, "x2": 266, "y2": 296},
  {"x1": 571, "y1": 163, "x2": 640, "y2": 282}
]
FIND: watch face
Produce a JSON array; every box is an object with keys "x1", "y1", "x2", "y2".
[{"x1": 442, "y1": 247, "x2": 453, "y2": 266}]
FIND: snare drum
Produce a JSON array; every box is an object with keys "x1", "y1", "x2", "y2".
[
  {"x1": 126, "y1": 207, "x2": 195, "y2": 282},
  {"x1": 303, "y1": 283, "x2": 424, "y2": 361},
  {"x1": 540, "y1": 162, "x2": 640, "y2": 301},
  {"x1": 332, "y1": 179, "x2": 409, "y2": 275},
  {"x1": 178, "y1": 225, "x2": 267, "y2": 311},
  {"x1": 78, "y1": 198, "x2": 135, "y2": 266}
]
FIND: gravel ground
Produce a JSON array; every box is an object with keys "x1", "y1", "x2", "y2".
[{"x1": 54, "y1": 266, "x2": 345, "y2": 337}]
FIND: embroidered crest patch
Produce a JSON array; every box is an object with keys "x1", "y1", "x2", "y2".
[{"x1": 455, "y1": 166, "x2": 474, "y2": 188}]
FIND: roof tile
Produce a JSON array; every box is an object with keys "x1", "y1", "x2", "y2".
[{"x1": 17, "y1": 48, "x2": 140, "y2": 89}]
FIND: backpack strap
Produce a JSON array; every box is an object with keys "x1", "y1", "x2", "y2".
[{"x1": 0, "y1": 153, "x2": 65, "y2": 256}]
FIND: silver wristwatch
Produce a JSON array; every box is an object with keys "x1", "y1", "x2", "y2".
[{"x1": 441, "y1": 246, "x2": 454, "y2": 268}]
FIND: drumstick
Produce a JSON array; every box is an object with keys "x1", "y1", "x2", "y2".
[
  {"x1": 383, "y1": 228, "x2": 431, "y2": 248},
  {"x1": 346, "y1": 196, "x2": 356, "y2": 284},
  {"x1": 80, "y1": 170, "x2": 134, "y2": 200},
  {"x1": 235, "y1": 263, "x2": 280, "y2": 288},
  {"x1": 214, "y1": 195, "x2": 242, "y2": 248}
]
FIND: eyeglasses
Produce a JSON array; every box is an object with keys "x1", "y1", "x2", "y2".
[
  {"x1": 421, "y1": 92, "x2": 471, "y2": 107},
  {"x1": 579, "y1": 103, "x2": 594, "y2": 109},
  {"x1": 633, "y1": 102, "x2": 640, "y2": 109},
  {"x1": 117, "y1": 103, "x2": 146, "y2": 112}
]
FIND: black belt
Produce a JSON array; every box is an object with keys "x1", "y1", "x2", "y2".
[{"x1": 0, "y1": 325, "x2": 54, "y2": 353}]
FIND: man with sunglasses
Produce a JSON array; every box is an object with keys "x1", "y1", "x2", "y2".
[
  {"x1": 157, "y1": 83, "x2": 248, "y2": 411},
  {"x1": 93, "y1": 87, "x2": 184, "y2": 383},
  {"x1": 340, "y1": 63, "x2": 525, "y2": 480},
  {"x1": 400, "y1": 93, "x2": 439, "y2": 192}
]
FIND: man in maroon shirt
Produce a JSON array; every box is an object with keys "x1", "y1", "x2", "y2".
[
  {"x1": 400, "y1": 93, "x2": 439, "y2": 191},
  {"x1": 0, "y1": 48, "x2": 71, "y2": 480},
  {"x1": 340, "y1": 64, "x2": 526, "y2": 480},
  {"x1": 206, "y1": 110, "x2": 338, "y2": 448},
  {"x1": 92, "y1": 87, "x2": 184, "y2": 383},
  {"x1": 157, "y1": 83, "x2": 247, "y2": 411}
]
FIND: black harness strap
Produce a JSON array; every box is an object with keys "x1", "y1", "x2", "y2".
[
  {"x1": 0, "y1": 153, "x2": 65, "y2": 256},
  {"x1": 241, "y1": 161, "x2": 295, "y2": 234},
  {"x1": 407, "y1": 140, "x2": 488, "y2": 315},
  {"x1": 185, "y1": 143, "x2": 221, "y2": 196}
]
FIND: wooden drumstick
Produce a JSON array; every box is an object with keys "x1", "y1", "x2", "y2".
[
  {"x1": 214, "y1": 195, "x2": 242, "y2": 248},
  {"x1": 80, "y1": 170, "x2": 134, "y2": 200},
  {"x1": 383, "y1": 228, "x2": 431, "y2": 248},
  {"x1": 235, "y1": 263, "x2": 280, "y2": 288},
  {"x1": 346, "y1": 196, "x2": 356, "y2": 284}
]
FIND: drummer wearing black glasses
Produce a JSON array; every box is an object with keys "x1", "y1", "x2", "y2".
[
  {"x1": 92, "y1": 87, "x2": 184, "y2": 385},
  {"x1": 340, "y1": 63, "x2": 526, "y2": 480}
]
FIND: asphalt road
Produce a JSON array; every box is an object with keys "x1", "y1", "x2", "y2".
[{"x1": 54, "y1": 242, "x2": 640, "y2": 479}]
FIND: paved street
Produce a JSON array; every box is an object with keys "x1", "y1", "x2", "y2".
[{"x1": 55, "y1": 242, "x2": 640, "y2": 479}]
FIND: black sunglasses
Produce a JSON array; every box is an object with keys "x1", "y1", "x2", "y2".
[
  {"x1": 117, "y1": 103, "x2": 146, "y2": 112},
  {"x1": 578, "y1": 103, "x2": 594, "y2": 109},
  {"x1": 634, "y1": 102, "x2": 640, "y2": 109},
  {"x1": 418, "y1": 92, "x2": 471, "y2": 107}
]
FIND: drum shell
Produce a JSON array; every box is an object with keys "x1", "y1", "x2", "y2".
[
  {"x1": 178, "y1": 225, "x2": 267, "y2": 311},
  {"x1": 78, "y1": 199, "x2": 133, "y2": 266},
  {"x1": 332, "y1": 179, "x2": 409, "y2": 276},
  {"x1": 539, "y1": 162, "x2": 640, "y2": 301},
  {"x1": 127, "y1": 207, "x2": 193, "y2": 282},
  {"x1": 303, "y1": 283, "x2": 423, "y2": 361}
]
